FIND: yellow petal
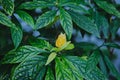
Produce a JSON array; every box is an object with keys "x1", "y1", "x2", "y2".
[{"x1": 55, "y1": 33, "x2": 66, "y2": 48}]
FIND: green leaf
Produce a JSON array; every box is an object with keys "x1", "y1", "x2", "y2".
[
  {"x1": 12, "y1": 55, "x2": 46, "y2": 80},
  {"x1": 65, "y1": 56, "x2": 107, "y2": 80},
  {"x1": 64, "y1": 56, "x2": 88, "y2": 78},
  {"x1": 29, "y1": 38, "x2": 53, "y2": 50},
  {"x1": 61, "y1": 2, "x2": 89, "y2": 14},
  {"x1": 110, "y1": 19, "x2": 120, "y2": 40},
  {"x1": 1, "y1": 0, "x2": 14, "y2": 15},
  {"x1": 64, "y1": 43, "x2": 74, "y2": 50},
  {"x1": 94, "y1": 0, "x2": 120, "y2": 18},
  {"x1": 0, "y1": 11, "x2": 16, "y2": 29},
  {"x1": 15, "y1": 10, "x2": 35, "y2": 29},
  {"x1": 45, "y1": 67, "x2": 55, "y2": 80},
  {"x1": 35, "y1": 10, "x2": 56, "y2": 29},
  {"x1": 86, "y1": 51, "x2": 100, "y2": 73},
  {"x1": 99, "y1": 55, "x2": 108, "y2": 77},
  {"x1": 68, "y1": 11, "x2": 100, "y2": 37},
  {"x1": 11, "y1": 26, "x2": 23, "y2": 48},
  {"x1": 2, "y1": 46, "x2": 47, "y2": 64},
  {"x1": 55, "y1": 57, "x2": 83, "y2": 80},
  {"x1": 104, "y1": 43, "x2": 120, "y2": 49},
  {"x1": 59, "y1": 0, "x2": 84, "y2": 4},
  {"x1": 33, "y1": 0, "x2": 54, "y2": 2},
  {"x1": 19, "y1": 1, "x2": 53, "y2": 10},
  {"x1": 60, "y1": 8, "x2": 73, "y2": 40},
  {"x1": 85, "y1": 67, "x2": 108, "y2": 80},
  {"x1": 94, "y1": 12, "x2": 109, "y2": 39},
  {"x1": 45, "y1": 52, "x2": 57, "y2": 65},
  {"x1": 103, "y1": 54, "x2": 120, "y2": 80}
]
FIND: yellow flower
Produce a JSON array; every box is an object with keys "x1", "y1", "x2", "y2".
[{"x1": 55, "y1": 33, "x2": 66, "y2": 48}]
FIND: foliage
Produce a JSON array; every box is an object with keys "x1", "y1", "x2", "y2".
[{"x1": 0, "y1": 0, "x2": 120, "y2": 80}]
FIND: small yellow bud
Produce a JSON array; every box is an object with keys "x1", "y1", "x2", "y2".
[{"x1": 55, "y1": 33, "x2": 66, "y2": 48}]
